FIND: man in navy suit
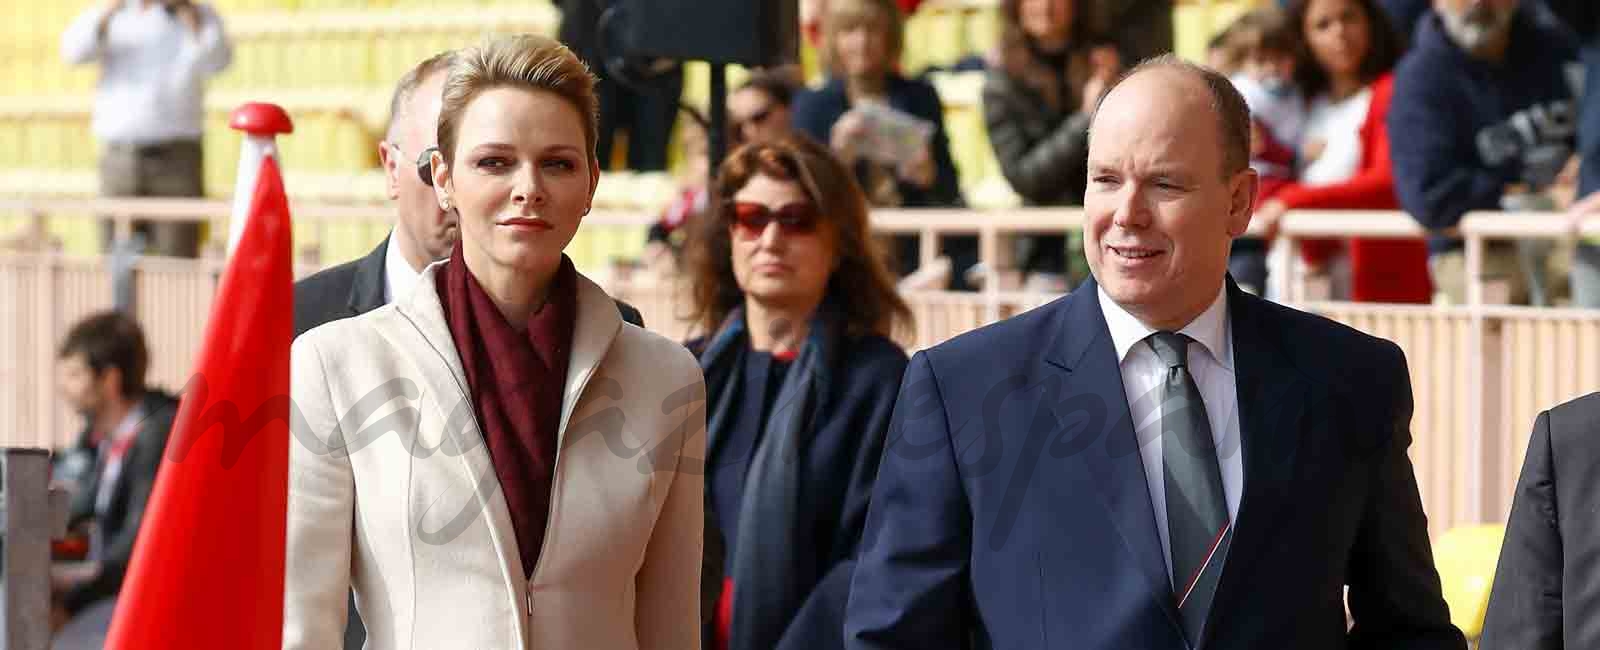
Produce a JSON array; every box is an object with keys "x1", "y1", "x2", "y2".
[{"x1": 844, "y1": 56, "x2": 1465, "y2": 650}]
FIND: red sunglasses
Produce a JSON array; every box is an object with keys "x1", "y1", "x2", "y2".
[{"x1": 726, "y1": 201, "x2": 820, "y2": 237}]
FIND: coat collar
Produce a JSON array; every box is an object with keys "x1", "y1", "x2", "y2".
[
  {"x1": 346, "y1": 236, "x2": 389, "y2": 316},
  {"x1": 1045, "y1": 275, "x2": 1310, "y2": 646},
  {"x1": 390, "y1": 258, "x2": 623, "y2": 641}
]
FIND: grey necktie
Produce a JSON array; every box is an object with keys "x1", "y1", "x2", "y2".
[{"x1": 1147, "y1": 331, "x2": 1230, "y2": 645}]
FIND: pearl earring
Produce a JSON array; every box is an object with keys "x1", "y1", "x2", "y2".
[{"x1": 440, "y1": 197, "x2": 451, "y2": 210}]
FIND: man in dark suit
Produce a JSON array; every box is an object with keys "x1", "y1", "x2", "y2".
[
  {"x1": 50, "y1": 311, "x2": 179, "y2": 631},
  {"x1": 293, "y1": 50, "x2": 643, "y2": 340},
  {"x1": 844, "y1": 56, "x2": 1465, "y2": 650},
  {"x1": 1479, "y1": 392, "x2": 1600, "y2": 648}
]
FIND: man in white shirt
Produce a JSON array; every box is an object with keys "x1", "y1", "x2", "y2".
[
  {"x1": 61, "y1": 0, "x2": 233, "y2": 258},
  {"x1": 846, "y1": 55, "x2": 1464, "y2": 649}
]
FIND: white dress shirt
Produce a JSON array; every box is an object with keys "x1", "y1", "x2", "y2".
[
  {"x1": 382, "y1": 227, "x2": 422, "y2": 304},
  {"x1": 1098, "y1": 285, "x2": 1243, "y2": 587},
  {"x1": 60, "y1": 1, "x2": 233, "y2": 144}
]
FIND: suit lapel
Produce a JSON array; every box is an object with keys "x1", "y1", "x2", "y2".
[
  {"x1": 1202, "y1": 282, "x2": 1309, "y2": 646},
  {"x1": 346, "y1": 237, "x2": 389, "y2": 315},
  {"x1": 392, "y1": 262, "x2": 529, "y2": 634},
  {"x1": 558, "y1": 275, "x2": 621, "y2": 442},
  {"x1": 1044, "y1": 281, "x2": 1184, "y2": 638}
]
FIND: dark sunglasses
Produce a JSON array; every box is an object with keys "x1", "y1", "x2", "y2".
[
  {"x1": 726, "y1": 201, "x2": 820, "y2": 237},
  {"x1": 391, "y1": 142, "x2": 439, "y2": 186}
]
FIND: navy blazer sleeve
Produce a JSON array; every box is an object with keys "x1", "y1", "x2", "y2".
[
  {"x1": 1388, "y1": 59, "x2": 1514, "y2": 231},
  {"x1": 845, "y1": 351, "x2": 975, "y2": 649},
  {"x1": 776, "y1": 346, "x2": 908, "y2": 650},
  {"x1": 1344, "y1": 342, "x2": 1468, "y2": 649},
  {"x1": 1479, "y1": 409, "x2": 1563, "y2": 650}
]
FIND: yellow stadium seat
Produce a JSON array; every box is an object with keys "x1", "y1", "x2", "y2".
[{"x1": 1433, "y1": 523, "x2": 1506, "y2": 640}]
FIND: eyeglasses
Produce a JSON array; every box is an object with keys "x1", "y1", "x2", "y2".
[
  {"x1": 389, "y1": 141, "x2": 439, "y2": 186},
  {"x1": 726, "y1": 201, "x2": 820, "y2": 238}
]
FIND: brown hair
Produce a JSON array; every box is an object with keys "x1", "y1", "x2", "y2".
[
  {"x1": 1092, "y1": 54, "x2": 1253, "y2": 178},
  {"x1": 436, "y1": 34, "x2": 598, "y2": 166},
  {"x1": 996, "y1": 0, "x2": 1098, "y2": 111},
  {"x1": 58, "y1": 310, "x2": 149, "y2": 399},
  {"x1": 820, "y1": 0, "x2": 905, "y2": 79},
  {"x1": 686, "y1": 134, "x2": 911, "y2": 340},
  {"x1": 1287, "y1": 0, "x2": 1401, "y2": 100},
  {"x1": 1218, "y1": 7, "x2": 1299, "y2": 70},
  {"x1": 385, "y1": 50, "x2": 456, "y2": 140}
]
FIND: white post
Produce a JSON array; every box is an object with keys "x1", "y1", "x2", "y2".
[{"x1": 226, "y1": 103, "x2": 295, "y2": 257}]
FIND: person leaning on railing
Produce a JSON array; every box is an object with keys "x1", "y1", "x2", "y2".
[{"x1": 1250, "y1": 0, "x2": 1432, "y2": 304}]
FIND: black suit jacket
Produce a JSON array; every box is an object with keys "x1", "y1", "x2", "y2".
[
  {"x1": 61, "y1": 390, "x2": 180, "y2": 615},
  {"x1": 294, "y1": 238, "x2": 644, "y2": 339},
  {"x1": 845, "y1": 277, "x2": 1465, "y2": 649},
  {"x1": 1481, "y1": 392, "x2": 1600, "y2": 649}
]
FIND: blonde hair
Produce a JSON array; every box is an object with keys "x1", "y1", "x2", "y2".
[
  {"x1": 820, "y1": 0, "x2": 904, "y2": 78},
  {"x1": 436, "y1": 34, "x2": 599, "y2": 165}
]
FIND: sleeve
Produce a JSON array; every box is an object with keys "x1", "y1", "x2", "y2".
[
  {"x1": 982, "y1": 73, "x2": 1092, "y2": 204},
  {"x1": 1277, "y1": 80, "x2": 1397, "y2": 210},
  {"x1": 844, "y1": 351, "x2": 974, "y2": 650},
  {"x1": 1388, "y1": 64, "x2": 1513, "y2": 230},
  {"x1": 1344, "y1": 342, "x2": 1470, "y2": 649},
  {"x1": 776, "y1": 349, "x2": 909, "y2": 650},
  {"x1": 635, "y1": 366, "x2": 707, "y2": 650},
  {"x1": 282, "y1": 337, "x2": 356, "y2": 650},
  {"x1": 170, "y1": 5, "x2": 233, "y2": 85},
  {"x1": 60, "y1": 5, "x2": 109, "y2": 65},
  {"x1": 1478, "y1": 410, "x2": 1564, "y2": 650}
]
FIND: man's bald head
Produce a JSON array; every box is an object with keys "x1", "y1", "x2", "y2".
[{"x1": 1089, "y1": 55, "x2": 1253, "y2": 179}]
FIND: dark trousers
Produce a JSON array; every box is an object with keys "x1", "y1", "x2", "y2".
[{"x1": 97, "y1": 139, "x2": 204, "y2": 258}]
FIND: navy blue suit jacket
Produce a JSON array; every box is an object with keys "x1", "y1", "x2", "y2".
[{"x1": 845, "y1": 278, "x2": 1466, "y2": 649}]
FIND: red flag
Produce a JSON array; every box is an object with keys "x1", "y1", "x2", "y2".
[{"x1": 104, "y1": 155, "x2": 292, "y2": 648}]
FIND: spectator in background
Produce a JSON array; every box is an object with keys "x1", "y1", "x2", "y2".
[
  {"x1": 730, "y1": 71, "x2": 799, "y2": 149},
  {"x1": 1378, "y1": 0, "x2": 1433, "y2": 42},
  {"x1": 1390, "y1": 0, "x2": 1579, "y2": 305},
  {"x1": 1546, "y1": 0, "x2": 1600, "y2": 309},
  {"x1": 792, "y1": 0, "x2": 968, "y2": 287},
  {"x1": 983, "y1": 0, "x2": 1120, "y2": 290},
  {"x1": 687, "y1": 134, "x2": 910, "y2": 650},
  {"x1": 1220, "y1": 7, "x2": 1305, "y2": 296},
  {"x1": 1253, "y1": 0, "x2": 1432, "y2": 303},
  {"x1": 50, "y1": 311, "x2": 178, "y2": 634},
  {"x1": 61, "y1": 0, "x2": 232, "y2": 259},
  {"x1": 1090, "y1": 0, "x2": 1176, "y2": 64}
]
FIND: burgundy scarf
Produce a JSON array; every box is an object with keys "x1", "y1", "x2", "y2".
[{"x1": 435, "y1": 243, "x2": 577, "y2": 578}]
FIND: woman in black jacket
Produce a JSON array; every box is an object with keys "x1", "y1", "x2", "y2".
[
  {"x1": 982, "y1": 0, "x2": 1120, "y2": 287},
  {"x1": 686, "y1": 134, "x2": 911, "y2": 650}
]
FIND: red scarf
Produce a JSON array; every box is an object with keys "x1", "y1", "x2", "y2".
[{"x1": 436, "y1": 243, "x2": 577, "y2": 578}]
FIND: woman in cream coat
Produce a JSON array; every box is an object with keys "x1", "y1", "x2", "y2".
[{"x1": 284, "y1": 34, "x2": 706, "y2": 649}]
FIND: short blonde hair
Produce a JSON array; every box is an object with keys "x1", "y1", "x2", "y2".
[
  {"x1": 820, "y1": 0, "x2": 904, "y2": 78},
  {"x1": 436, "y1": 34, "x2": 598, "y2": 165}
]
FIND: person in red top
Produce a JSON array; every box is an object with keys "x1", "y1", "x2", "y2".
[{"x1": 1253, "y1": 0, "x2": 1432, "y2": 303}]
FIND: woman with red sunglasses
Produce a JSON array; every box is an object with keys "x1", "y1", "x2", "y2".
[{"x1": 685, "y1": 134, "x2": 912, "y2": 650}]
